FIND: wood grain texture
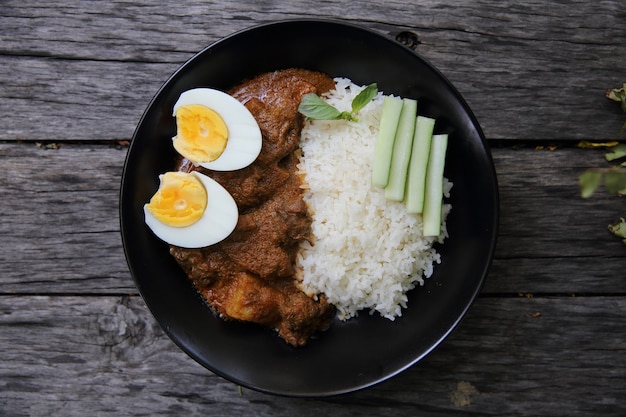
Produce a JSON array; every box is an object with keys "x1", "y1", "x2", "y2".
[
  {"x1": 0, "y1": 143, "x2": 129, "y2": 293},
  {"x1": 493, "y1": 145, "x2": 626, "y2": 259},
  {"x1": 1, "y1": 1, "x2": 625, "y2": 416},
  {"x1": 1, "y1": 142, "x2": 625, "y2": 295},
  {"x1": 1, "y1": 295, "x2": 624, "y2": 417},
  {"x1": 1, "y1": 0, "x2": 624, "y2": 141}
]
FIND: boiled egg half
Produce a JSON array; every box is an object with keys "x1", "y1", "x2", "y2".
[
  {"x1": 144, "y1": 171, "x2": 238, "y2": 248},
  {"x1": 172, "y1": 88, "x2": 262, "y2": 171}
]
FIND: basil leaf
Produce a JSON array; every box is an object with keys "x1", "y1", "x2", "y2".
[
  {"x1": 298, "y1": 93, "x2": 341, "y2": 120},
  {"x1": 298, "y1": 83, "x2": 378, "y2": 121},
  {"x1": 336, "y1": 111, "x2": 354, "y2": 121},
  {"x1": 351, "y1": 83, "x2": 378, "y2": 113}
]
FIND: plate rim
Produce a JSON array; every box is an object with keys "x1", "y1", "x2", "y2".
[{"x1": 119, "y1": 17, "x2": 500, "y2": 397}]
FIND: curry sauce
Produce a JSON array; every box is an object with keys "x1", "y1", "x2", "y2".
[{"x1": 170, "y1": 69, "x2": 336, "y2": 346}]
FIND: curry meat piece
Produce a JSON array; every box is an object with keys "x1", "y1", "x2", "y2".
[{"x1": 170, "y1": 69, "x2": 336, "y2": 346}]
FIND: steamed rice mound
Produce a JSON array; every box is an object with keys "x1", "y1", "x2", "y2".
[{"x1": 296, "y1": 78, "x2": 451, "y2": 320}]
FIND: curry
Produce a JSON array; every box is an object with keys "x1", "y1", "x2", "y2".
[{"x1": 170, "y1": 69, "x2": 336, "y2": 346}]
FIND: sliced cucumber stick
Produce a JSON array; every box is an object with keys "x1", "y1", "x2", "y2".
[
  {"x1": 405, "y1": 116, "x2": 435, "y2": 213},
  {"x1": 384, "y1": 98, "x2": 418, "y2": 201},
  {"x1": 372, "y1": 96, "x2": 403, "y2": 188},
  {"x1": 422, "y1": 133, "x2": 448, "y2": 237}
]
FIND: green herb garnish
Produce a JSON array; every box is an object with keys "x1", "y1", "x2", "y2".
[{"x1": 298, "y1": 83, "x2": 378, "y2": 122}]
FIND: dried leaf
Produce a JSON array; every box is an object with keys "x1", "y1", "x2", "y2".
[
  {"x1": 577, "y1": 140, "x2": 619, "y2": 149},
  {"x1": 36, "y1": 142, "x2": 63, "y2": 150}
]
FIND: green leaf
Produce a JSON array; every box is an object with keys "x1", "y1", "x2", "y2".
[
  {"x1": 604, "y1": 169, "x2": 626, "y2": 195},
  {"x1": 579, "y1": 169, "x2": 603, "y2": 198},
  {"x1": 298, "y1": 83, "x2": 378, "y2": 122},
  {"x1": 608, "y1": 218, "x2": 626, "y2": 243},
  {"x1": 298, "y1": 93, "x2": 341, "y2": 120},
  {"x1": 351, "y1": 83, "x2": 378, "y2": 114},
  {"x1": 338, "y1": 111, "x2": 356, "y2": 121},
  {"x1": 605, "y1": 144, "x2": 626, "y2": 161},
  {"x1": 606, "y1": 85, "x2": 626, "y2": 112}
]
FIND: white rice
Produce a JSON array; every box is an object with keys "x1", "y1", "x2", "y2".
[{"x1": 295, "y1": 77, "x2": 452, "y2": 321}]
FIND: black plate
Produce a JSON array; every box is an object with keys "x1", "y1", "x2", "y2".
[{"x1": 120, "y1": 19, "x2": 499, "y2": 397}]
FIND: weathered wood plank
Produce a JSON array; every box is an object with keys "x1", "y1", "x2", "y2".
[
  {"x1": 485, "y1": 257, "x2": 626, "y2": 295},
  {"x1": 0, "y1": 1, "x2": 624, "y2": 141},
  {"x1": 0, "y1": 143, "x2": 130, "y2": 293},
  {"x1": 1, "y1": 142, "x2": 625, "y2": 295},
  {"x1": 0, "y1": 295, "x2": 624, "y2": 416},
  {"x1": 4, "y1": 1, "x2": 623, "y2": 64},
  {"x1": 1, "y1": 57, "x2": 176, "y2": 142},
  {"x1": 2, "y1": 2, "x2": 624, "y2": 416},
  {"x1": 494, "y1": 145, "x2": 626, "y2": 259}
]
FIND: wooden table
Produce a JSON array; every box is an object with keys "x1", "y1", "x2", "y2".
[{"x1": 2, "y1": 1, "x2": 625, "y2": 416}]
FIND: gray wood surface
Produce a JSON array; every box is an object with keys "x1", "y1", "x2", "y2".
[
  {"x1": 2, "y1": 295, "x2": 625, "y2": 416},
  {"x1": 1, "y1": 1, "x2": 625, "y2": 416},
  {"x1": 1, "y1": 0, "x2": 625, "y2": 142}
]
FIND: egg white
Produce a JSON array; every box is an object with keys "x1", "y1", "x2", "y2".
[
  {"x1": 172, "y1": 88, "x2": 262, "y2": 171},
  {"x1": 144, "y1": 171, "x2": 238, "y2": 248}
]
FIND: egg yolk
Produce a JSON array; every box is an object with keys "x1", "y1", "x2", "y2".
[
  {"x1": 173, "y1": 104, "x2": 229, "y2": 164},
  {"x1": 145, "y1": 172, "x2": 207, "y2": 227}
]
